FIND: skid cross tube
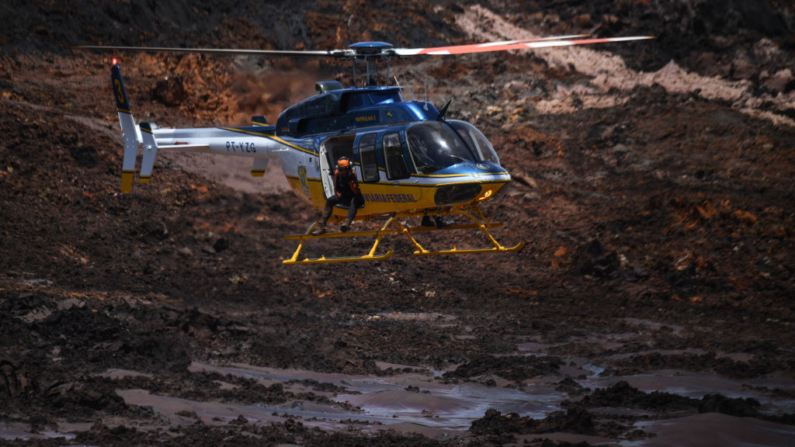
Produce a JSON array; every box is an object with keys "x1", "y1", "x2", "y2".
[
  {"x1": 282, "y1": 205, "x2": 524, "y2": 265},
  {"x1": 405, "y1": 207, "x2": 525, "y2": 256},
  {"x1": 282, "y1": 219, "x2": 397, "y2": 265}
]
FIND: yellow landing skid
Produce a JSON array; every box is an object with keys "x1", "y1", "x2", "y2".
[{"x1": 282, "y1": 206, "x2": 525, "y2": 265}]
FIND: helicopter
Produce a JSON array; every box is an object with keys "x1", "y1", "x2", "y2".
[{"x1": 79, "y1": 34, "x2": 653, "y2": 265}]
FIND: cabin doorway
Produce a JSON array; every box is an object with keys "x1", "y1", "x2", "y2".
[{"x1": 318, "y1": 134, "x2": 356, "y2": 199}]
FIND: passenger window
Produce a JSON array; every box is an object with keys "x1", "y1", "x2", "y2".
[
  {"x1": 383, "y1": 132, "x2": 409, "y2": 180},
  {"x1": 359, "y1": 133, "x2": 379, "y2": 182}
]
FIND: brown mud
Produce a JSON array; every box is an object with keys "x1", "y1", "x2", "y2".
[{"x1": 1, "y1": 1, "x2": 795, "y2": 446}]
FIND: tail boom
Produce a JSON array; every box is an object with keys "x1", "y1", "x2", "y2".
[{"x1": 109, "y1": 65, "x2": 295, "y2": 192}]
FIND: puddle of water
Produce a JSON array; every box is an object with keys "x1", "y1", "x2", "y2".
[
  {"x1": 517, "y1": 342, "x2": 554, "y2": 353},
  {"x1": 215, "y1": 380, "x2": 238, "y2": 391},
  {"x1": 0, "y1": 422, "x2": 79, "y2": 442},
  {"x1": 603, "y1": 349, "x2": 707, "y2": 362},
  {"x1": 582, "y1": 364, "x2": 605, "y2": 379},
  {"x1": 117, "y1": 389, "x2": 352, "y2": 430},
  {"x1": 116, "y1": 388, "x2": 471, "y2": 439},
  {"x1": 354, "y1": 312, "x2": 458, "y2": 325},
  {"x1": 621, "y1": 318, "x2": 683, "y2": 335},
  {"x1": 17, "y1": 360, "x2": 791, "y2": 442},
  {"x1": 518, "y1": 334, "x2": 640, "y2": 357},
  {"x1": 189, "y1": 361, "x2": 795, "y2": 431},
  {"x1": 189, "y1": 362, "x2": 370, "y2": 389},
  {"x1": 584, "y1": 369, "x2": 795, "y2": 416},
  {"x1": 603, "y1": 349, "x2": 756, "y2": 364},
  {"x1": 586, "y1": 370, "x2": 749, "y2": 399},
  {"x1": 519, "y1": 432, "x2": 621, "y2": 446},
  {"x1": 187, "y1": 362, "x2": 564, "y2": 431},
  {"x1": 340, "y1": 382, "x2": 561, "y2": 428},
  {"x1": 95, "y1": 369, "x2": 154, "y2": 380}
]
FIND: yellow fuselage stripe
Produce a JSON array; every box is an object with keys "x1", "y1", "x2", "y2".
[{"x1": 285, "y1": 176, "x2": 509, "y2": 216}]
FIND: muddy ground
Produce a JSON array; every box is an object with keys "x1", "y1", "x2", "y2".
[{"x1": 1, "y1": 1, "x2": 795, "y2": 446}]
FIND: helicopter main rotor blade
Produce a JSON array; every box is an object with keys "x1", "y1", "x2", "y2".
[
  {"x1": 392, "y1": 34, "x2": 590, "y2": 56},
  {"x1": 76, "y1": 45, "x2": 354, "y2": 58},
  {"x1": 77, "y1": 35, "x2": 654, "y2": 60},
  {"x1": 393, "y1": 35, "x2": 654, "y2": 56},
  {"x1": 76, "y1": 35, "x2": 588, "y2": 58}
]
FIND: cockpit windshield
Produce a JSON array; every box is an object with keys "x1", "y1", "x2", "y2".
[
  {"x1": 447, "y1": 120, "x2": 500, "y2": 164},
  {"x1": 406, "y1": 121, "x2": 476, "y2": 174}
]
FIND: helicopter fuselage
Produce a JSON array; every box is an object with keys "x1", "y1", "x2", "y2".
[{"x1": 148, "y1": 84, "x2": 511, "y2": 219}]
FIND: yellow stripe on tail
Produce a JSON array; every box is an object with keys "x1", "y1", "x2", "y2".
[{"x1": 121, "y1": 170, "x2": 135, "y2": 194}]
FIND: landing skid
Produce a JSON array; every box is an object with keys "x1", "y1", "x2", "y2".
[{"x1": 282, "y1": 205, "x2": 525, "y2": 265}]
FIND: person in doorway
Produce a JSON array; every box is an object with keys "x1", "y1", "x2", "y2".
[{"x1": 311, "y1": 157, "x2": 364, "y2": 235}]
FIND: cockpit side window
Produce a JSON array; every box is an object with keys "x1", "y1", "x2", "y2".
[
  {"x1": 383, "y1": 132, "x2": 409, "y2": 180},
  {"x1": 358, "y1": 133, "x2": 379, "y2": 182}
]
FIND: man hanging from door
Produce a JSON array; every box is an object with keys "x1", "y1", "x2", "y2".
[{"x1": 311, "y1": 157, "x2": 364, "y2": 235}]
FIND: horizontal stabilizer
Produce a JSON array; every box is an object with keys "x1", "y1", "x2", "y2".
[
  {"x1": 251, "y1": 115, "x2": 268, "y2": 126},
  {"x1": 251, "y1": 158, "x2": 269, "y2": 177},
  {"x1": 139, "y1": 122, "x2": 158, "y2": 184}
]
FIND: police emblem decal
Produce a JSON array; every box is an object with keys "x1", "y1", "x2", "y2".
[{"x1": 298, "y1": 166, "x2": 309, "y2": 197}]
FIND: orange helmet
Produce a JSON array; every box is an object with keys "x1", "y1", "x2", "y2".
[{"x1": 337, "y1": 157, "x2": 351, "y2": 169}]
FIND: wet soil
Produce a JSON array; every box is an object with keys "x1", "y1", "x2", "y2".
[{"x1": 1, "y1": 1, "x2": 795, "y2": 446}]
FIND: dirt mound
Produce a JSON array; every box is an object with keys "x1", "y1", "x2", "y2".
[
  {"x1": 573, "y1": 381, "x2": 795, "y2": 426},
  {"x1": 470, "y1": 407, "x2": 595, "y2": 437}
]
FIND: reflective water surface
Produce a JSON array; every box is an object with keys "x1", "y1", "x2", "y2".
[{"x1": 4, "y1": 322, "x2": 795, "y2": 444}]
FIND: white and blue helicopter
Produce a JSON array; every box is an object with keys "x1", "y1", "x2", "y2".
[{"x1": 79, "y1": 34, "x2": 652, "y2": 265}]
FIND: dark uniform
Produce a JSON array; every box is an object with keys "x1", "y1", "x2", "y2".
[{"x1": 311, "y1": 157, "x2": 364, "y2": 235}]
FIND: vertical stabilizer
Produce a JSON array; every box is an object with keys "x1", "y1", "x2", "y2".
[{"x1": 111, "y1": 64, "x2": 140, "y2": 193}]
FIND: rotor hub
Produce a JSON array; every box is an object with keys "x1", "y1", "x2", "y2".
[{"x1": 348, "y1": 41, "x2": 394, "y2": 59}]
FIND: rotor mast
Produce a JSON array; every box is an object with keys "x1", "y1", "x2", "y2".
[{"x1": 348, "y1": 41, "x2": 394, "y2": 87}]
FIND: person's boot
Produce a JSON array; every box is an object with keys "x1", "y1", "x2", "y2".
[
  {"x1": 340, "y1": 217, "x2": 353, "y2": 233},
  {"x1": 310, "y1": 220, "x2": 327, "y2": 236},
  {"x1": 311, "y1": 203, "x2": 333, "y2": 235},
  {"x1": 433, "y1": 215, "x2": 453, "y2": 228}
]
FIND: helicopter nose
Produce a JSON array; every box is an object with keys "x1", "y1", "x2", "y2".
[
  {"x1": 434, "y1": 183, "x2": 482, "y2": 205},
  {"x1": 475, "y1": 161, "x2": 508, "y2": 174},
  {"x1": 431, "y1": 162, "x2": 511, "y2": 206}
]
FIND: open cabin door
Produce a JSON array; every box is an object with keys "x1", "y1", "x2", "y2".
[
  {"x1": 318, "y1": 134, "x2": 356, "y2": 199},
  {"x1": 318, "y1": 147, "x2": 333, "y2": 199}
]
